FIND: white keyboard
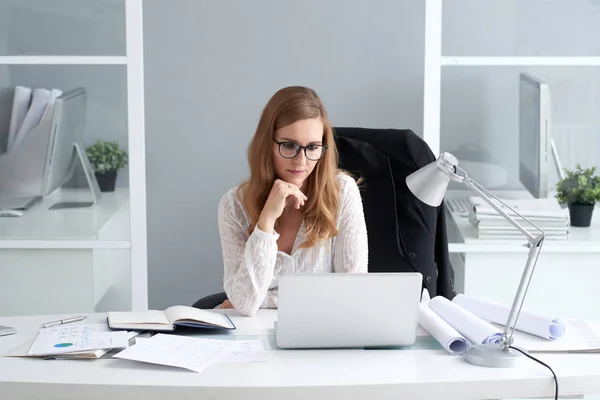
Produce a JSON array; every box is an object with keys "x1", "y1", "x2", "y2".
[{"x1": 446, "y1": 197, "x2": 470, "y2": 216}]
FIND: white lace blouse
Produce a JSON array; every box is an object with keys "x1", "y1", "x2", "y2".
[{"x1": 217, "y1": 172, "x2": 369, "y2": 316}]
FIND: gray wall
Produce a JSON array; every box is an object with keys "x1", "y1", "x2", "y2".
[{"x1": 144, "y1": 0, "x2": 426, "y2": 308}]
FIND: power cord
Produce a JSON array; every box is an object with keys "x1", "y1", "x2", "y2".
[{"x1": 509, "y1": 346, "x2": 558, "y2": 400}]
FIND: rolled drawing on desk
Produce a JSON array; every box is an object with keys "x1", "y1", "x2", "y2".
[
  {"x1": 418, "y1": 303, "x2": 471, "y2": 355},
  {"x1": 428, "y1": 296, "x2": 502, "y2": 345},
  {"x1": 452, "y1": 293, "x2": 566, "y2": 340}
]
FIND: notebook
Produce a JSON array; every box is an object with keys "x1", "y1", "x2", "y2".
[{"x1": 107, "y1": 305, "x2": 236, "y2": 332}]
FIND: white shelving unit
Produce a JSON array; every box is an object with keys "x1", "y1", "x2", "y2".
[
  {"x1": 424, "y1": 0, "x2": 600, "y2": 321},
  {"x1": 422, "y1": 0, "x2": 600, "y2": 158},
  {"x1": 0, "y1": 0, "x2": 147, "y2": 314}
]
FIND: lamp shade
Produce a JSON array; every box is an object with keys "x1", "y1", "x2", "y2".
[{"x1": 406, "y1": 152, "x2": 459, "y2": 207}]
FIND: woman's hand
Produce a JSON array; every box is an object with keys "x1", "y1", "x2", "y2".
[
  {"x1": 219, "y1": 299, "x2": 234, "y2": 309},
  {"x1": 258, "y1": 179, "x2": 307, "y2": 233}
]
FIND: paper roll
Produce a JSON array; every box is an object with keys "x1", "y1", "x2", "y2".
[
  {"x1": 429, "y1": 296, "x2": 503, "y2": 345},
  {"x1": 419, "y1": 303, "x2": 471, "y2": 355},
  {"x1": 452, "y1": 293, "x2": 566, "y2": 340}
]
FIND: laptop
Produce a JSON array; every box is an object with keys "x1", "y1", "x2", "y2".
[{"x1": 274, "y1": 272, "x2": 423, "y2": 349}]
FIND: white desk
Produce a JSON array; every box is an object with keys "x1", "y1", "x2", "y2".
[
  {"x1": 0, "y1": 188, "x2": 131, "y2": 317},
  {"x1": 2, "y1": 310, "x2": 600, "y2": 400},
  {"x1": 445, "y1": 190, "x2": 600, "y2": 322}
]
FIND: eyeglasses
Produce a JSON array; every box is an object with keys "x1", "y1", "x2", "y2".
[{"x1": 273, "y1": 139, "x2": 328, "y2": 161}]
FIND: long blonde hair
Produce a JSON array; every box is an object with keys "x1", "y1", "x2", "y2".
[{"x1": 239, "y1": 86, "x2": 340, "y2": 248}]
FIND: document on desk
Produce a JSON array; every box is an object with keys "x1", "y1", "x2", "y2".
[
  {"x1": 113, "y1": 334, "x2": 266, "y2": 373},
  {"x1": 28, "y1": 324, "x2": 130, "y2": 357}
]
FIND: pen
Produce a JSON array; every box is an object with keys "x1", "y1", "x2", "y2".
[{"x1": 40, "y1": 316, "x2": 87, "y2": 328}]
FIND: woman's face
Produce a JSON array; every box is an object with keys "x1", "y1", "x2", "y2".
[{"x1": 273, "y1": 118, "x2": 324, "y2": 189}]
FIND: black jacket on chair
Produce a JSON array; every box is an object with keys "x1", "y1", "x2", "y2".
[{"x1": 334, "y1": 127, "x2": 456, "y2": 299}]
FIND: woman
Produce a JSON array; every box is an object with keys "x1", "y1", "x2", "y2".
[{"x1": 217, "y1": 86, "x2": 368, "y2": 316}]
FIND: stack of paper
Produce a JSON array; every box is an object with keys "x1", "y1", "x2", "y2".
[{"x1": 467, "y1": 197, "x2": 570, "y2": 240}]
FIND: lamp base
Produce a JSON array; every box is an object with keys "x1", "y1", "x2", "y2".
[{"x1": 464, "y1": 343, "x2": 525, "y2": 368}]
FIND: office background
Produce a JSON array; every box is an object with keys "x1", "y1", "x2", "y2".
[{"x1": 1, "y1": 0, "x2": 599, "y2": 309}]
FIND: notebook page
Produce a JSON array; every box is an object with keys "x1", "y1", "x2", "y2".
[
  {"x1": 165, "y1": 305, "x2": 234, "y2": 328},
  {"x1": 109, "y1": 310, "x2": 170, "y2": 325}
]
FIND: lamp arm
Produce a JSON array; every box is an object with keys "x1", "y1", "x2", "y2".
[
  {"x1": 456, "y1": 168, "x2": 543, "y2": 240},
  {"x1": 456, "y1": 168, "x2": 546, "y2": 350}
]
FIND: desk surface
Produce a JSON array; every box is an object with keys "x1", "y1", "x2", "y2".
[
  {"x1": 0, "y1": 188, "x2": 129, "y2": 242},
  {"x1": 2, "y1": 310, "x2": 600, "y2": 400}
]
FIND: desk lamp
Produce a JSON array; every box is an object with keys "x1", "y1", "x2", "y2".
[{"x1": 406, "y1": 152, "x2": 546, "y2": 368}]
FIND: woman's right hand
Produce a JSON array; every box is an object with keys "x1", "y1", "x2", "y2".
[{"x1": 257, "y1": 179, "x2": 307, "y2": 233}]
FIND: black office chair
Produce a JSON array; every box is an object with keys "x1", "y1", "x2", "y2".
[
  {"x1": 192, "y1": 292, "x2": 227, "y2": 309},
  {"x1": 191, "y1": 127, "x2": 455, "y2": 309}
]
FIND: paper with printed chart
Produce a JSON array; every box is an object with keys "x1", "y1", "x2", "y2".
[
  {"x1": 428, "y1": 296, "x2": 503, "y2": 345},
  {"x1": 27, "y1": 324, "x2": 129, "y2": 357}
]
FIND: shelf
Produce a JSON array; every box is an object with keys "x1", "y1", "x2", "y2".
[
  {"x1": 0, "y1": 56, "x2": 127, "y2": 65},
  {"x1": 445, "y1": 190, "x2": 600, "y2": 254},
  {"x1": 0, "y1": 240, "x2": 130, "y2": 250},
  {"x1": 441, "y1": 56, "x2": 600, "y2": 66},
  {"x1": 0, "y1": 188, "x2": 130, "y2": 248}
]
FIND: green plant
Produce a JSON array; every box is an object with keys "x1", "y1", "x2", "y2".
[
  {"x1": 85, "y1": 140, "x2": 128, "y2": 174},
  {"x1": 555, "y1": 164, "x2": 600, "y2": 205}
]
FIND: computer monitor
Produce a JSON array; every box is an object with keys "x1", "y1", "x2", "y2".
[
  {"x1": 518, "y1": 73, "x2": 564, "y2": 198},
  {"x1": 41, "y1": 87, "x2": 101, "y2": 209}
]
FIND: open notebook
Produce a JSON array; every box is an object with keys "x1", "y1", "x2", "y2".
[{"x1": 107, "y1": 305, "x2": 236, "y2": 332}]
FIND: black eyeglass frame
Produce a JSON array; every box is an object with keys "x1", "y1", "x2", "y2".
[{"x1": 273, "y1": 138, "x2": 328, "y2": 161}]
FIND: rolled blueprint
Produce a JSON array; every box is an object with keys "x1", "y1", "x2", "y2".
[
  {"x1": 452, "y1": 293, "x2": 566, "y2": 340},
  {"x1": 419, "y1": 303, "x2": 471, "y2": 355},
  {"x1": 429, "y1": 296, "x2": 503, "y2": 345}
]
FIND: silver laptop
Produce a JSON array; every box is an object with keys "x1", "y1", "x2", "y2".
[{"x1": 275, "y1": 272, "x2": 423, "y2": 349}]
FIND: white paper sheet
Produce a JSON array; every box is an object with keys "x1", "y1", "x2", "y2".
[
  {"x1": 11, "y1": 88, "x2": 50, "y2": 151},
  {"x1": 7, "y1": 86, "x2": 32, "y2": 151},
  {"x1": 217, "y1": 340, "x2": 267, "y2": 363},
  {"x1": 113, "y1": 334, "x2": 266, "y2": 373},
  {"x1": 418, "y1": 303, "x2": 471, "y2": 355},
  {"x1": 27, "y1": 324, "x2": 130, "y2": 357},
  {"x1": 452, "y1": 294, "x2": 566, "y2": 340},
  {"x1": 429, "y1": 296, "x2": 502, "y2": 345}
]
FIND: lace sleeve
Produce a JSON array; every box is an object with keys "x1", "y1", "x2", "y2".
[
  {"x1": 333, "y1": 175, "x2": 369, "y2": 273},
  {"x1": 217, "y1": 192, "x2": 279, "y2": 316}
]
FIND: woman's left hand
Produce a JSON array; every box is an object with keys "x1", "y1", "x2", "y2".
[{"x1": 220, "y1": 299, "x2": 234, "y2": 309}]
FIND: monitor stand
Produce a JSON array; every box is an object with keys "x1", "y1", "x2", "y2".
[
  {"x1": 551, "y1": 138, "x2": 566, "y2": 181},
  {"x1": 49, "y1": 142, "x2": 102, "y2": 210}
]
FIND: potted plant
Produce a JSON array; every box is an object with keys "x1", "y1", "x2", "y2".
[
  {"x1": 85, "y1": 140, "x2": 128, "y2": 192},
  {"x1": 555, "y1": 164, "x2": 600, "y2": 227}
]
